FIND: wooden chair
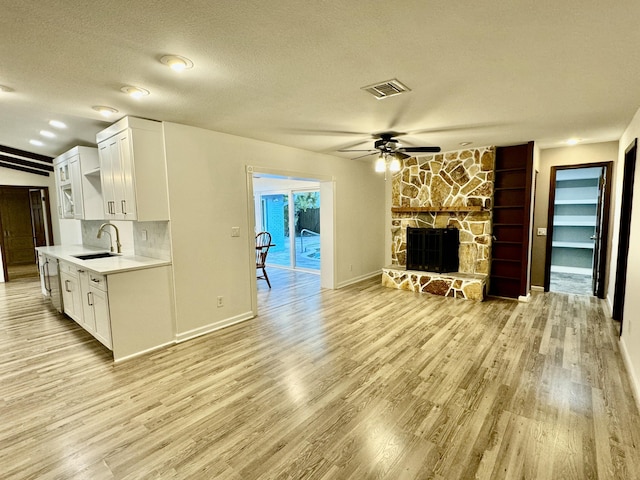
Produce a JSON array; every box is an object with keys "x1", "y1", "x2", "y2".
[{"x1": 256, "y1": 231, "x2": 273, "y2": 288}]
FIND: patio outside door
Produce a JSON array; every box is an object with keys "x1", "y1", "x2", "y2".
[{"x1": 260, "y1": 190, "x2": 320, "y2": 271}]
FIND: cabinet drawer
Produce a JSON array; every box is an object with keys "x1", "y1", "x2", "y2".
[
  {"x1": 59, "y1": 261, "x2": 77, "y2": 276},
  {"x1": 89, "y1": 273, "x2": 108, "y2": 291}
]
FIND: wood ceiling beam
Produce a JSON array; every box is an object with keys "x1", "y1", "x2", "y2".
[
  {"x1": 0, "y1": 144, "x2": 54, "y2": 163},
  {"x1": 0, "y1": 160, "x2": 50, "y2": 176},
  {"x1": 0, "y1": 154, "x2": 53, "y2": 173}
]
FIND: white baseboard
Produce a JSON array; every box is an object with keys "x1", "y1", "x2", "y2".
[
  {"x1": 113, "y1": 340, "x2": 176, "y2": 363},
  {"x1": 176, "y1": 311, "x2": 255, "y2": 343},
  {"x1": 336, "y1": 270, "x2": 381, "y2": 289},
  {"x1": 531, "y1": 285, "x2": 545, "y2": 292},
  {"x1": 619, "y1": 336, "x2": 640, "y2": 413},
  {"x1": 605, "y1": 294, "x2": 613, "y2": 318},
  {"x1": 518, "y1": 293, "x2": 531, "y2": 302}
]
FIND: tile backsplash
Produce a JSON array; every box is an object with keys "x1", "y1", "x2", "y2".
[
  {"x1": 81, "y1": 220, "x2": 171, "y2": 260},
  {"x1": 81, "y1": 220, "x2": 134, "y2": 253},
  {"x1": 133, "y1": 221, "x2": 172, "y2": 260}
]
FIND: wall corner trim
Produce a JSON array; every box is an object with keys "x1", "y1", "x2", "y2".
[{"x1": 619, "y1": 336, "x2": 640, "y2": 414}]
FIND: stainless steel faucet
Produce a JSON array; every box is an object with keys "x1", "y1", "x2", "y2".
[{"x1": 97, "y1": 222, "x2": 122, "y2": 253}]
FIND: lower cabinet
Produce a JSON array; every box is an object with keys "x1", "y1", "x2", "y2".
[
  {"x1": 78, "y1": 269, "x2": 112, "y2": 349},
  {"x1": 60, "y1": 262, "x2": 82, "y2": 323},
  {"x1": 50, "y1": 259, "x2": 173, "y2": 362}
]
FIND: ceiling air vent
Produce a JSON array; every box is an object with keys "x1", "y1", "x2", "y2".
[{"x1": 361, "y1": 79, "x2": 411, "y2": 99}]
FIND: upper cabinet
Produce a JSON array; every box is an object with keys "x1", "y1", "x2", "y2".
[
  {"x1": 53, "y1": 146, "x2": 103, "y2": 220},
  {"x1": 96, "y1": 117, "x2": 169, "y2": 221}
]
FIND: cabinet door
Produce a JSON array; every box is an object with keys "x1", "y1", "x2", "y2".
[
  {"x1": 60, "y1": 271, "x2": 82, "y2": 323},
  {"x1": 54, "y1": 159, "x2": 71, "y2": 218},
  {"x1": 69, "y1": 156, "x2": 84, "y2": 219},
  {"x1": 78, "y1": 270, "x2": 96, "y2": 334},
  {"x1": 98, "y1": 138, "x2": 118, "y2": 219},
  {"x1": 90, "y1": 287, "x2": 112, "y2": 349},
  {"x1": 117, "y1": 131, "x2": 137, "y2": 220}
]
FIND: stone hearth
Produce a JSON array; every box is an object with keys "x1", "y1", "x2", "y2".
[{"x1": 382, "y1": 267, "x2": 487, "y2": 301}]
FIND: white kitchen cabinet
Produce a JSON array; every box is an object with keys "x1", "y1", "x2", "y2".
[
  {"x1": 90, "y1": 283, "x2": 112, "y2": 349},
  {"x1": 60, "y1": 262, "x2": 82, "y2": 323},
  {"x1": 53, "y1": 146, "x2": 103, "y2": 220},
  {"x1": 54, "y1": 157, "x2": 73, "y2": 218},
  {"x1": 77, "y1": 269, "x2": 111, "y2": 349},
  {"x1": 96, "y1": 116, "x2": 169, "y2": 221},
  {"x1": 78, "y1": 269, "x2": 96, "y2": 333}
]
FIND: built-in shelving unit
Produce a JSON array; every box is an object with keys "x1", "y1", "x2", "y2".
[{"x1": 550, "y1": 167, "x2": 601, "y2": 275}]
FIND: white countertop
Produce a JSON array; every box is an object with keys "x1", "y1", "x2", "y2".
[{"x1": 36, "y1": 245, "x2": 171, "y2": 275}]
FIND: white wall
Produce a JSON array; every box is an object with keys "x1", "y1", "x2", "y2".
[
  {"x1": 162, "y1": 122, "x2": 386, "y2": 340},
  {"x1": 616, "y1": 106, "x2": 640, "y2": 404}
]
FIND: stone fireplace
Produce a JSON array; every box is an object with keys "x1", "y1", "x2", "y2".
[{"x1": 382, "y1": 147, "x2": 495, "y2": 300}]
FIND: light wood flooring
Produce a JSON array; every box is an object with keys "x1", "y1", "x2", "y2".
[{"x1": 1, "y1": 273, "x2": 640, "y2": 479}]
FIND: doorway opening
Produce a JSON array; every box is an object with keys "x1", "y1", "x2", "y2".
[
  {"x1": 246, "y1": 167, "x2": 335, "y2": 316},
  {"x1": 0, "y1": 185, "x2": 54, "y2": 282},
  {"x1": 613, "y1": 139, "x2": 637, "y2": 330},
  {"x1": 544, "y1": 162, "x2": 612, "y2": 297}
]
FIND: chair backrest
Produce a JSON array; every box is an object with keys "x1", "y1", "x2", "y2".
[{"x1": 255, "y1": 232, "x2": 272, "y2": 267}]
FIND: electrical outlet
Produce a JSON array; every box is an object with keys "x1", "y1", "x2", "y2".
[
  {"x1": 217, "y1": 296, "x2": 223, "y2": 307},
  {"x1": 141, "y1": 229, "x2": 148, "y2": 241},
  {"x1": 231, "y1": 227, "x2": 240, "y2": 237},
  {"x1": 349, "y1": 264, "x2": 353, "y2": 271},
  {"x1": 537, "y1": 228, "x2": 547, "y2": 236}
]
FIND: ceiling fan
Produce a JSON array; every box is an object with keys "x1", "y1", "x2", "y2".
[{"x1": 340, "y1": 132, "x2": 441, "y2": 172}]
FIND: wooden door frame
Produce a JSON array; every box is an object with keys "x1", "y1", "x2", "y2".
[
  {"x1": 0, "y1": 185, "x2": 54, "y2": 282},
  {"x1": 613, "y1": 139, "x2": 638, "y2": 324},
  {"x1": 543, "y1": 162, "x2": 613, "y2": 297}
]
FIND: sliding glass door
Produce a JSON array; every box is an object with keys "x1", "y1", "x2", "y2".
[{"x1": 257, "y1": 189, "x2": 320, "y2": 271}]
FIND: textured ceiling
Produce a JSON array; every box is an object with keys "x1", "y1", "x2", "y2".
[{"x1": 1, "y1": 0, "x2": 639, "y2": 161}]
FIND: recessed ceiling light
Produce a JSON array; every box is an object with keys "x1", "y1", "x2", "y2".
[
  {"x1": 160, "y1": 55, "x2": 194, "y2": 72},
  {"x1": 39, "y1": 130, "x2": 56, "y2": 138},
  {"x1": 120, "y1": 85, "x2": 150, "y2": 98},
  {"x1": 459, "y1": 142, "x2": 473, "y2": 147},
  {"x1": 29, "y1": 139, "x2": 44, "y2": 147},
  {"x1": 49, "y1": 120, "x2": 67, "y2": 129},
  {"x1": 566, "y1": 138, "x2": 580, "y2": 146},
  {"x1": 92, "y1": 105, "x2": 119, "y2": 117}
]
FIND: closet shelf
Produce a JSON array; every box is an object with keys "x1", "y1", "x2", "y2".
[
  {"x1": 553, "y1": 216, "x2": 597, "y2": 226},
  {"x1": 552, "y1": 241, "x2": 594, "y2": 249},
  {"x1": 554, "y1": 198, "x2": 598, "y2": 205}
]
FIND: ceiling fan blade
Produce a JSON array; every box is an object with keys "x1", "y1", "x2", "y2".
[
  {"x1": 398, "y1": 146, "x2": 441, "y2": 153},
  {"x1": 284, "y1": 128, "x2": 369, "y2": 136},
  {"x1": 394, "y1": 152, "x2": 410, "y2": 160},
  {"x1": 339, "y1": 149, "x2": 377, "y2": 153},
  {"x1": 351, "y1": 152, "x2": 378, "y2": 160}
]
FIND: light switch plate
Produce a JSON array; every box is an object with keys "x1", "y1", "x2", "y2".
[
  {"x1": 231, "y1": 227, "x2": 240, "y2": 237},
  {"x1": 537, "y1": 227, "x2": 547, "y2": 236}
]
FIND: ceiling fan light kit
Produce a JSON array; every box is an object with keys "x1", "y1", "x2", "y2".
[{"x1": 341, "y1": 132, "x2": 442, "y2": 174}]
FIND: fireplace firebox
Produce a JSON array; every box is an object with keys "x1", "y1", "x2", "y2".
[{"x1": 406, "y1": 227, "x2": 459, "y2": 273}]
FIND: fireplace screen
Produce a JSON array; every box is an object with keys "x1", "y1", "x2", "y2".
[{"x1": 406, "y1": 227, "x2": 459, "y2": 273}]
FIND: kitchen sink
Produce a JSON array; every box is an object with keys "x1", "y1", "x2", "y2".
[{"x1": 73, "y1": 252, "x2": 119, "y2": 260}]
